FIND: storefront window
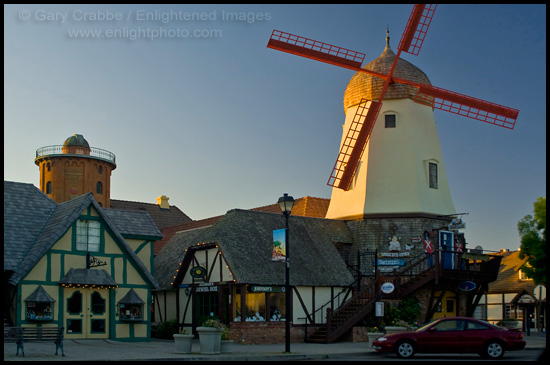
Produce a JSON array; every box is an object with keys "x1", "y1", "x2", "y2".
[{"x1": 233, "y1": 286, "x2": 286, "y2": 322}]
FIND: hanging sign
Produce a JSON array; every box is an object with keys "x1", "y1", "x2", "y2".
[
  {"x1": 190, "y1": 266, "x2": 206, "y2": 278},
  {"x1": 458, "y1": 281, "x2": 477, "y2": 291},
  {"x1": 272, "y1": 229, "x2": 286, "y2": 262}
]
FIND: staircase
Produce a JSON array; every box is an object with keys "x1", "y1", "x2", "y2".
[
  {"x1": 307, "y1": 277, "x2": 378, "y2": 343},
  {"x1": 307, "y1": 254, "x2": 435, "y2": 343},
  {"x1": 305, "y1": 249, "x2": 503, "y2": 343}
]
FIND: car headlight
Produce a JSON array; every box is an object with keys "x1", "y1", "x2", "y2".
[{"x1": 377, "y1": 337, "x2": 388, "y2": 342}]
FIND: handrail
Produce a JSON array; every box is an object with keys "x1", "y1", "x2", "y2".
[{"x1": 35, "y1": 145, "x2": 116, "y2": 165}]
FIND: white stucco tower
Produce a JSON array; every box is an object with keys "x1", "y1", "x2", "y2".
[{"x1": 326, "y1": 35, "x2": 456, "y2": 220}]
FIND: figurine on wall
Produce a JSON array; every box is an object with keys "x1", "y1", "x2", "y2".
[{"x1": 388, "y1": 236, "x2": 401, "y2": 251}]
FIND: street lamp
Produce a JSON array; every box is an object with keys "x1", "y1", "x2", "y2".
[{"x1": 278, "y1": 193, "x2": 294, "y2": 353}]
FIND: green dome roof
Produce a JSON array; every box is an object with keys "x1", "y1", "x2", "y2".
[{"x1": 63, "y1": 134, "x2": 90, "y2": 148}]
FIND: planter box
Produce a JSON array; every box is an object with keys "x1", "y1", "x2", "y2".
[
  {"x1": 221, "y1": 340, "x2": 234, "y2": 353},
  {"x1": 173, "y1": 334, "x2": 194, "y2": 354},
  {"x1": 384, "y1": 326, "x2": 408, "y2": 334},
  {"x1": 197, "y1": 326, "x2": 222, "y2": 354}
]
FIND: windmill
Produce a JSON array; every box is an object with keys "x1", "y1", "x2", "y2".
[{"x1": 267, "y1": 4, "x2": 519, "y2": 197}]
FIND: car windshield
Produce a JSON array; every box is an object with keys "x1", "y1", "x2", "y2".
[{"x1": 416, "y1": 319, "x2": 438, "y2": 332}]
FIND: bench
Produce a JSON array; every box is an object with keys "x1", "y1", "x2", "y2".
[{"x1": 3, "y1": 326, "x2": 64, "y2": 357}]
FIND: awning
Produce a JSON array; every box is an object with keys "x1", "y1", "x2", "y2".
[
  {"x1": 118, "y1": 288, "x2": 145, "y2": 305},
  {"x1": 58, "y1": 268, "x2": 118, "y2": 289},
  {"x1": 25, "y1": 285, "x2": 56, "y2": 303}
]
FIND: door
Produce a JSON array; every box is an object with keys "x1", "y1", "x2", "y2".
[
  {"x1": 195, "y1": 292, "x2": 219, "y2": 327},
  {"x1": 64, "y1": 288, "x2": 109, "y2": 339}
]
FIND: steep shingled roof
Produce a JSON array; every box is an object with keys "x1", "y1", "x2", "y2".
[
  {"x1": 109, "y1": 199, "x2": 192, "y2": 230},
  {"x1": 487, "y1": 251, "x2": 535, "y2": 294},
  {"x1": 154, "y1": 209, "x2": 354, "y2": 290},
  {"x1": 4, "y1": 181, "x2": 159, "y2": 289},
  {"x1": 154, "y1": 196, "x2": 330, "y2": 256}
]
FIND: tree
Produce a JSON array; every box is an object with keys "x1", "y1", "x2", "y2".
[{"x1": 517, "y1": 197, "x2": 546, "y2": 285}]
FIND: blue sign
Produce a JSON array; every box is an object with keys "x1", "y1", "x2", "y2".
[
  {"x1": 376, "y1": 259, "x2": 406, "y2": 266},
  {"x1": 458, "y1": 281, "x2": 476, "y2": 291}
]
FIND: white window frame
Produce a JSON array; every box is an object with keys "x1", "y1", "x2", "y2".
[{"x1": 76, "y1": 219, "x2": 101, "y2": 252}]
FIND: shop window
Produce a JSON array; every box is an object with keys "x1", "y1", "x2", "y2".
[
  {"x1": 118, "y1": 289, "x2": 145, "y2": 322},
  {"x1": 67, "y1": 319, "x2": 82, "y2": 334},
  {"x1": 91, "y1": 292, "x2": 105, "y2": 315},
  {"x1": 233, "y1": 286, "x2": 286, "y2": 322},
  {"x1": 91, "y1": 319, "x2": 106, "y2": 333},
  {"x1": 67, "y1": 291, "x2": 82, "y2": 315},
  {"x1": 25, "y1": 286, "x2": 55, "y2": 322},
  {"x1": 76, "y1": 219, "x2": 101, "y2": 252}
]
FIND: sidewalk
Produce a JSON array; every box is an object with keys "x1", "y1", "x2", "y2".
[{"x1": 4, "y1": 333, "x2": 546, "y2": 361}]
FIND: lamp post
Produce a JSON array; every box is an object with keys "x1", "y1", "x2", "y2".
[{"x1": 278, "y1": 193, "x2": 294, "y2": 353}]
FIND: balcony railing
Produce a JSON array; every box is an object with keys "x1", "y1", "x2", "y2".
[{"x1": 35, "y1": 145, "x2": 116, "y2": 165}]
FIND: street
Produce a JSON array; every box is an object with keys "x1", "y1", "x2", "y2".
[{"x1": 303, "y1": 349, "x2": 546, "y2": 361}]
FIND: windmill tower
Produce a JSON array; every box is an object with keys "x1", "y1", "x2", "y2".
[
  {"x1": 325, "y1": 31, "x2": 455, "y2": 220},
  {"x1": 267, "y1": 4, "x2": 519, "y2": 250}
]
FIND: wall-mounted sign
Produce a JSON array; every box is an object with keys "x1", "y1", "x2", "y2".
[
  {"x1": 375, "y1": 302, "x2": 384, "y2": 317},
  {"x1": 458, "y1": 281, "x2": 476, "y2": 291},
  {"x1": 378, "y1": 251, "x2": 411, "y2": 258},
  {"x1": 380, "y1": 282, "x2": 395, "y2": 294},
  {"x1": 376, "y1": 259, "x2": 406, "y2": 266},
  {"x1": 249, "y1": 285, "x2": 285, "y2": 293},
  {"x1": 196, "y1": 282, "x2": 217, "y2": 293}
]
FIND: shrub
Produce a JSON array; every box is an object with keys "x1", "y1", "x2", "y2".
[{"x1": 155, "y1": 319, "x2": 179, "y2": 339}]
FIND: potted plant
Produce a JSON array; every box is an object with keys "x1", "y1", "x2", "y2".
[
  {"x1": 197, "y1": 319, "x2": 224, "y2": 354},
  {"x1": 173, "y1": 328, "x2": 194, "y2": 354},
  {"x1": 367, "y1": 327, "x2": 384, "y2": 347},
  {"x1": 500, "y1": 318, "x2": 520, "y2": 329},
  {"x1": 220, "y1": 327, "x2": 234, "y2": 353},
  {"x1": 384, "y1": 319, "x2": 410, "y2": 334}
]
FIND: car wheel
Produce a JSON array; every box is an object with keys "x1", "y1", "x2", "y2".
[
  {"x1": 395, "y1": 340, "x2": 415, "y2": 359},
  {"x1": 483, "y1": 340, "x2": 505, "y2": 359}
]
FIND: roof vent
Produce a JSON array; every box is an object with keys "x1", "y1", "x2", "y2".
[{"x1": 157, "y1": 195, "x2": 170, "y2": 210}]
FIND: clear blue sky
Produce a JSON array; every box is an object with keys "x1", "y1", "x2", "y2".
[{"x1": 4, "y1": 4, "x2": 546, "y2": 252}]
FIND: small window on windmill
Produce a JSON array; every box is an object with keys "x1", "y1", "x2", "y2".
[
  {"x1": 429, "y1": 162, "x2": 438, "y2": 189},
  {"x1": 384, "y1": 114, "x2": 396, "y2": 128}
]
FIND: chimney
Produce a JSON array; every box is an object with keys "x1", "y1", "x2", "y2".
[{"x1": 157, "y1": 195, "x2": 170, "y2": 210}]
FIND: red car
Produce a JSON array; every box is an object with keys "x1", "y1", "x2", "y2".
[{"x1": 372, "y1": 317, "x2": 526, "y2": 359}]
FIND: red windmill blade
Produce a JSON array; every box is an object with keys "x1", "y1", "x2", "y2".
[{"x1": 267, "y1": 4, "x2": 519, "y2": 190}]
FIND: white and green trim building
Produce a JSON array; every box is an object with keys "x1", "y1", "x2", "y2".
[{"x1": 4, "y1": 181, "x2": 162, "y2": 341}]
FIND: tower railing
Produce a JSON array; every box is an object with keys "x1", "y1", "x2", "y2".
[{"x1": 35, "y1": 145, "x2": 116, "y2": 165}]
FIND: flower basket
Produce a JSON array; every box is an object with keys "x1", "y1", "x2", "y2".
[{"x1": 173, "y1": 333, "x2": 195, "y2": 354}]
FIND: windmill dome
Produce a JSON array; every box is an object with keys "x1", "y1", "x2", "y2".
[{"x1": 343, "y1": 36, "x2": 431, "y2": 112}]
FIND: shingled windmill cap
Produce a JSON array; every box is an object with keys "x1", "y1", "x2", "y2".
[{"x1": 343, "y1": 30, "x2": 432, "y2": 112}]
